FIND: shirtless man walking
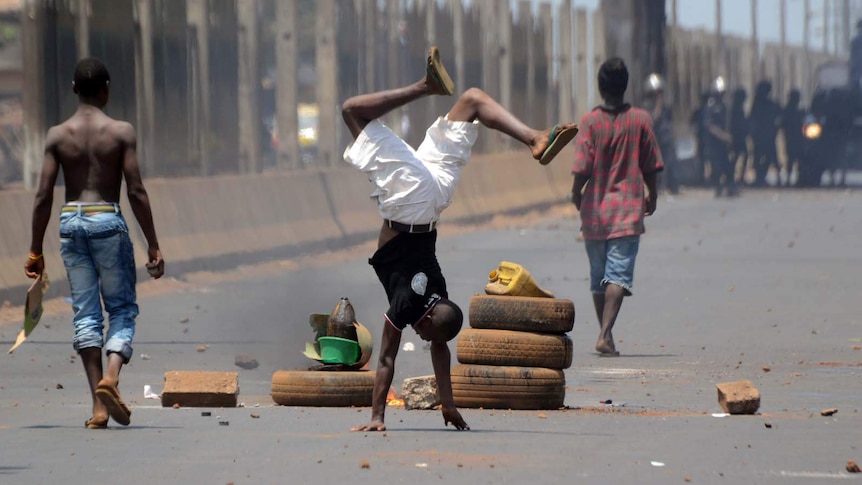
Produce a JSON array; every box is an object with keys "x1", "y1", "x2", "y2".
[
  {"x1": 345, "y1": 47, "x2": 577, "y2": 432},
  {"x1": 24, "y1": 58, "x2": 164, "y2": 429}
]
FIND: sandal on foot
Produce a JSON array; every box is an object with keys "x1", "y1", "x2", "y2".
[
  {"x1": 85, "y1": 416, "x2": 108, "y2": 429},
  {"x1": 95, "y1": 380, "x2": 132, "y2": 426},
  {"x1": 539, "y1": 124, "x2": 579, "y2": 165},
  {"x1": 427, "y1": 46, "x2": 455, "y2": 96}
]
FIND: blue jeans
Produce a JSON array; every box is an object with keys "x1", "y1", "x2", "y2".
[
  {"x1": 59, "y1": 205, "x2": 138, "y2": 362},
  {"x1": 584, "y1": 235, "x2": 640, "y2": 296}
]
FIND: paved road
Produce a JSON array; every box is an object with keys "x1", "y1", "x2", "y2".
[{"x1": 2, "y1": 188, "x2": 861, "y2": 485}]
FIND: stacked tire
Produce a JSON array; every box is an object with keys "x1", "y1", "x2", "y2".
[{"x1": 453, "y1": 295, "x2": 575, "y2": 410}]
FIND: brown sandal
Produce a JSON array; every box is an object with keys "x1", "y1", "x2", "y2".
[
  {"x1": 85, "y1": 416, "x2": 108, "y2": 429},
  {"x1": 95, "y1": 380, "x2": 132, "y2": 426}
]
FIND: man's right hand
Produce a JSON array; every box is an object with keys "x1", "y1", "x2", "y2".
[
  {"x1": 351, "y1": 420, "x2": 386, "y2": 432},
  {"x1": 442, "y1": 405, "x2": 470, "y2": 430},
  {"x1": 146, "y1": 247, "x2": 164, "y2": 279},
  {"x1": 24, "y1": 255, "x2": 44, "y2": 279}
]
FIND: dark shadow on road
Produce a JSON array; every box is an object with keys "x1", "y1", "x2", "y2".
[
  {"x1": 23, "y1": 425, "x2": 182, "y2": 430},
  {"x1": 587, "y1": 353, "x2": 679, "y2": 358},
  {"x1": 384, "y1": 428, "x2": 610, "y2": 437},
  {"x1": 0, "y1": 466, "x2": 29, "y2": 475}
]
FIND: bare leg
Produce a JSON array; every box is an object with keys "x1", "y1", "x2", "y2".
[
  {"x1": 79, "y1": 348, "x2": 108, "y2": 424},
  {"x1": 447, "y1": 88, "x2": 577, "y2": 162},
  {"x1": 595, "y1": 284, "x2": 625, "y2": 354},
  {"x1": 342, "y1": 81, "x2": 435, "y2": 139},
  {"x1": 342, "y1": 48, "x2": 453, "y2": 139}
]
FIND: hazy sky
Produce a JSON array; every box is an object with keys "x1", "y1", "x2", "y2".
[{"x1": 555, "y1": 0, "x2": 861, "y2": 49}]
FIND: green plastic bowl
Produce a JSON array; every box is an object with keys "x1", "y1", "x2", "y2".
[{"x1": 318, "y1": 336, "x2": 360, "y2": 365}]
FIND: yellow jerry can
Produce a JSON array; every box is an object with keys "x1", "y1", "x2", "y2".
[{"x1": 484, "y1": 261, "x2": 554, "y2": 298}]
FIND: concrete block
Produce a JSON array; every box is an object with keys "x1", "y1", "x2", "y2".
[
  {"x1": 402, "y1": 375, "x2": 439, "y2": 410},
  {"x1": 161, "y1": 371, "x2": 239, "y2": 408},
  {"x1": 716, "y1": 380, "x2": 760, "y2": 415}
]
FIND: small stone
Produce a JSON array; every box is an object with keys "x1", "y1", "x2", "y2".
[
  {"x1": 537, "y1": 413, "x2": 547, "y2": 419},
  {"x1": 172, "y1": 403, "x2": 181, "y2": 409},
  {"x1": 762, "y1": 366, "x2": 771, "y2": 373},
  {"x1": 219, "y1": 421, "x2": 229, "y2": 426},
  {"x1": 847, "y1": 460, "x2": 861, "y2": 473},
  {"x1": 234, "y1": 355, "x2": 260, "y2": 370},
  {"x1": 56, "y1": 383, "x2": 64, "y2": 389},
  {"x1": 820, "y1": 408, "x2": 838, "y2": 416},
  {"x1": 787, "y1": 241, "x2": 795, "y2": 248},
  {"x1": 764, "y1": 422, "x2": 772, "y2": 428},
  {"x1": 196, "y1": 345, "x2": 207, "y2": 352},
  {"x1": 180, "y1": 317, "x2": 190, "y2": 323},
  {"x1": 250, "y1": 413, "x2": 260, "y2": 419},
  {"x1": 716, "y1": 380, "x2": 760, "y2": 415},
  {"x1": 360, "y1": 460, "x2": 370, "y2": 469},
  {"x1": 201, "y1": 411, "x2": 211, "y2": 416}
]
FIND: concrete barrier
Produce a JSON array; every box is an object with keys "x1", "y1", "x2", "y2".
[{"x1": 0, "y1": 150, "x2": 574, "y2": 303}]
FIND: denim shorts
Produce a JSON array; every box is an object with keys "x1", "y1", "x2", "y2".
[
  {"x1": 584, "y1": 235, "x2": 640, "y2": 296},
  {"x1": 59, "y1": 205, "x2": 138, "y2": 362}
]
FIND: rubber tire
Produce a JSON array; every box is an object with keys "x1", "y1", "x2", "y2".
[
  {"x1": 469, "y1": 295, "x2": 575, "y2": 334},
  {"x1": 271, "y1": 370, "x2": 374, "y2": 407},
  {"x1": 451, "y1": 364, "x2": 565, "y2": 410},
  {"x1": 456, "y1": 328, "x2": 573, "y2": 369}
]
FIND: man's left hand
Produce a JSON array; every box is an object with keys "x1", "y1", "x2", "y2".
[
  {"x1": 442, "y1": 405, "x2": 469, "y2": 430},
  {"x1": 645, "y1": 195, "x2": 657, "y2": 216}
]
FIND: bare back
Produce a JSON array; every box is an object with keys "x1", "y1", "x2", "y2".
[{"x1": 48, "y1": 106, "x2": 133, "y2": 203}]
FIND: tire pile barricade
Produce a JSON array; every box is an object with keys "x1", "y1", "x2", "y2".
[{"x1": 453, "y1": 264, "x2": 576, "y2": 410}]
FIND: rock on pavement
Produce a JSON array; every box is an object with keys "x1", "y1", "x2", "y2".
[
  {"x1": 716, "y1": 380, "x2": 760, "y2": 415},
  {"x1": 402, "y1": 375, "x2": 439, "y2": 410}
]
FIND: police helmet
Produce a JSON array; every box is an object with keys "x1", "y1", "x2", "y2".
[
  {"x1": 644, "y1": 73, "x2": 664, "y2": 94},
  {"x1": 710, "y1": 76, "x2": 727, "y2": 95}
]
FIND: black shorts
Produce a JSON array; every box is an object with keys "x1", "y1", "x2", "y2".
[{"x1": 369, "y1": 231, "x2": 447, "y2": 331}]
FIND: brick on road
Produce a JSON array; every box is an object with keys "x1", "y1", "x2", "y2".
[
  {"x1": 716, "y1": 380, "x2": 760, "y2": 415},
  {"x1": 161, "y1": 371, "x2": 239, "y2": 408}
]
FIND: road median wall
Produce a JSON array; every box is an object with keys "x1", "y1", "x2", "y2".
[{"x1": 0, "y1": 150, "x2": 575, "y2": 304}]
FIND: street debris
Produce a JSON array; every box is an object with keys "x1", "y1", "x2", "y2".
[
  {"x1": 234, "y1": 354, "x2": 259, "y2": 370},
  {"x1": 402, "y1": 342, "x2": 415, "y2": 352},
  {"x1": 55, "y1": 383, "x2": 63, "y2": 389},
  {"x1": 651, "y1": 461, "x2": 665, "y2": 467},
  {"x1": 762, "y1": 366, "x2": 771, "y2": 372},
  {"x1": 847, "y1": 460, "x2": 861, "y2": 473},
  {"x1": 250, "y1": 413, "x2": 260, "y2": 419},
  {"x1": 538, "y1": 413, "x2": 548, "y2": 419},
  {"x1": 711, "y1": 413, "x2": 730, "y2": 418},
  {"x1": 201, "y1": 411, "x2": 211, "y2": 417},
  {"x1": 360, "y1": 460, "x2": 370, "y2": 469},
  {"x1": 415, "y1": 463, "x2": 428, "y2": 469},
  {"x1": 716, "y1": 380, "x2": 760, "y2": 415},
  {"x1": 172, "y1": 403, "x2": 180, "y2": 409},
  {"x1": 820, "y1": 408, "x2": 838, "y2": 417},
  {"x1": 180, "y1": 317, "x2": 190, "y2": 323},
  {"x1": 402, "y1": 375, "x2": 438, "y2": 410},
  {"x1": 219, "y1": 421, "x2": 229, "y2": 426},
  {"x1": 140, "y1": 353, "x2": 151, "y2": 360},
  {"x1": 764, "y1": 422, "x2": 772, "y2": 428},
  {"x1": 143, "y1": 385, "x2": 160, "y2": 399},
  {"x1": 196, "y1": 345, "x2": 207, "y2": 352}
]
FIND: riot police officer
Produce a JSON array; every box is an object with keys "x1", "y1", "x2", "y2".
[
  {"x1": 780, "y1": 89, "x2": 805, "y2": 186},
  {"x1": 704, "y1": 77, "x2": 737, "y2": 197},
  {"x1": 749, "y1": 81, "x2": 781, "y2": 187},
  {"x1": 642, "y1": 73, "x2": 679, "y2": 194}
]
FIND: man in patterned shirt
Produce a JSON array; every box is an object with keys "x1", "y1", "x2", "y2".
[{"x1": 571, "y1": 58, "x2": 664, "y2": 357}]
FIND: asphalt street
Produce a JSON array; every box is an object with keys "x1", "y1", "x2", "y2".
[{"x1": 1, "y1": 187, "x2": 861, "y2": 485}]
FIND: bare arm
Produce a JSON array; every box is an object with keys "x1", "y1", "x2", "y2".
[
  {"x1": 25, "y1": 128, "x2": 61, "y2": 278},
  {"x1": 352, "y1": 322, "x2": 401, "y2": 431},
  {"x1": 431, "y1": 340, "x2": 469, "y2": 430},
  {"x1": 643, "y1": 171, "x2": 658, "y2": 216},
  {"x1": 119, "y1": 122, "x2": 163, "y2": 278}
]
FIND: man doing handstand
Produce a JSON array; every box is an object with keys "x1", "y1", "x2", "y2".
[{"x1": 344, "y1": 47, "x2": 577, "y2": 432}]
